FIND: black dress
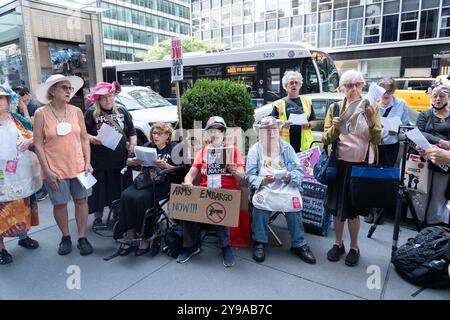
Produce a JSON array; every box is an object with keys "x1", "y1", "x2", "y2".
[
  {"x1": 117, "y1": 142, "x2": 183, "y2": 238},
  {"x1": 84, "y1": 106, "x2": 137, "y2": 214}
]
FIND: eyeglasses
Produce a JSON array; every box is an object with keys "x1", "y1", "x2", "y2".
[
  {"x1": 57, "y1": 85, "x2": 75, "y2": 92},
  {"x1": 18, "y1": 91, "x2": 28, "y2": 97},
  {"x1": 152, "y1": 131, "x2": 166, "y2": 136},
  {"x1": 343, "y1": 82, "x2": 364, "y2": 89},
  {"x1": 207, "y1": 128, "x2": 224, "y2": 134},
  {"x1": 289, "y1": 80, "x2": 300, "y2": 86}
]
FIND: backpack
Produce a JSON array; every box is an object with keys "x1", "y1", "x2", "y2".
[
  {"x1": 392, "y1": 226, "x2": 450, "y2": 288},
  {"x1": 164, "y1": 224, "x2": 183, "y2": 258}
]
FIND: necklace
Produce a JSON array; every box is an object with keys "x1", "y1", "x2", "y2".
[{"x1": 49, "y1": 103, "x2": 67, "y2": 123}]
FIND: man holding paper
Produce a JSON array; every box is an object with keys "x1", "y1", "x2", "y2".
[
  {"x1": 85, "y1": 82, "x2": 137, "y2": 227},
  {"x1": 271, "y1": 71, "x2": 318, "y2": 152}
]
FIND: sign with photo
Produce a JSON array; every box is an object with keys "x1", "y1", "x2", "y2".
[{"x1": 206, "y1": 146, "x2": 234, "y2": 175}]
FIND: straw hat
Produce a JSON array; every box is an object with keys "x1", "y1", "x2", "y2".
[{"x1": 35, "y1": 74, "x2": 84, "y2": 104}]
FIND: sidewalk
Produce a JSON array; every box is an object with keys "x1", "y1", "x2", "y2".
[{"x1": 1, "y1": 198, "x2": 449, "y2": 300}]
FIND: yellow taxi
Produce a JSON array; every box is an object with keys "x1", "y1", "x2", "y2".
[{"x1": 394, "y1": 78, "x2": 435, "y2": 112}]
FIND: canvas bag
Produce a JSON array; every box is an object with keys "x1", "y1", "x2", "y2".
[
  {"x1": 252, "y1": 182, "x2": 303, "y2": 212},
  {"x1": 402, "y1": 153, "x2": 429, "y2": 194}
]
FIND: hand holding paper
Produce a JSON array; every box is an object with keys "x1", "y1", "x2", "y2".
[
  {"x1": 405, "y1": 128, "x2": 433, "y2": 151},
  {"x1": 77, "y1": 172, "x2": 97, "y2": 189},
  {"x1": 364, "y1": 83, "x2": 386, "y2": 106},
  {"x1": 288, "y1": 113, "x2": 308, "y2": 126},
  {"x1": 273, "y1": 169, "x2": 287, "y2": 180},
  {"x1": 96, "y1": 123, "x2": 122, "y2": 151},
  {"x1": 134, "y1": 146, "x2": 157, "y2": 167}
]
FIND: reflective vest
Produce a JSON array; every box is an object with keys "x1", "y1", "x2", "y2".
[{"x1": 273, "y1": 96, "x2": 313, "y2": 152}]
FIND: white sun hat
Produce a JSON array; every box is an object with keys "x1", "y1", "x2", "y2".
[{"x1": 35, "y1": 74, "x2": 84, "y2": 104}]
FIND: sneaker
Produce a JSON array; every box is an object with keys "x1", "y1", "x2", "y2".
[
  {"x1": 35, "y1": 188, "x2": 48, "y2": 201},
  {"x1": 77, "y1": 238, "x2": 94, "y2": 256},
  {"x1": 252, "y1": 242, "x2": 265, "y2": 263},
  {"x1": 345, "y1": 248, "x2": 360, "y2": 267},
  {"x1": 291, "y1": 245, "x2": 316, "y2": 264},
  {"x1": 0, "y1": 249, "x2": 13, "y2": 265},
  {"x1": 58, "y1": 236, "x2": 72, "y2": 255},
  {"x1": 327, "y1": 243, "x2": 346, "y2": 262},
  {"x1": 222, "y1": 246, "x2": 235, "y2": 267},
  {"x1": 177, "y1": 246, "x2": 201, "y2": 264}
]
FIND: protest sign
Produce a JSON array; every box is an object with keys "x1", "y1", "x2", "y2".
[
  {"x1": 301, "y1": 181, "x2": 331, "y2": 236},
  {"x1": 171, "y1": 37, "x2": 183, "y2": 83},
  {"x1": 206, "y1": 146, "x2": 234, "y2": 175},
  {"x1": 297, "y1": 146, "x2": 321, "y2": 182}
]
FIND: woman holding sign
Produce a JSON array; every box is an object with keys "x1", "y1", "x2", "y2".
[
  {"x1": 84, "y1": 82, "x2": 137, "y2": 227},
  {"x1": 415, "y1": 85, "x2": 450, "y2": 225},
  {"x1": 180, "y1": 116, "x2": 245, "y2": 267},
  {"x1": 33, "y1": 75, "x2": 94, "y2": 256}
]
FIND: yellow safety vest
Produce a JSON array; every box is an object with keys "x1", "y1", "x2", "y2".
[{"x1": 273, "y1": 96, "x2": 313, "y2": 152}]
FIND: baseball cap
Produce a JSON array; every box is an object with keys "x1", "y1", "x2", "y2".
[{"x1": 205, "y1": 116, "x2": 227, "y2": 130}]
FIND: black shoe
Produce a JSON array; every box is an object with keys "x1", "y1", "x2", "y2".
[
  {"x1": 252, "y1": 243, "x2": 265, "y2": 263},
  {"x1": 77, "y1": 238, "x2": 94, "y2": 256},
  {"x1": 0, "y1": 249, "x2": 12, "y2": 265},
  {"x1": 327, "y1": 243, "x2": 346, "y2": 262},
  {"x1": 135, "y1": 241, "x2": 151, "y2": 256},
  {"x1": 150, "y1": 237, "x2": 161, "y2": 257},
  {"x1": 345, "y1": 248, "x2": 360, "y2": 267},
  {"x1": 364, "y1": 213, "x2": 374, "y2": 224},
  {"x1": 118, "y1": 244, "x2": 136, "y2": 256},
  {"x1": 58, "y1": 236, "x2": 72, "y2": 255},
  {"x1": 291, "y1": 245, "x2": 316, "y2": 264},
  {"x1": 18, "y1": 237, "x2": 39, "y2": 250},
  {"x1": 35, "y1": 188, "x2": 48, "y2": 201}
]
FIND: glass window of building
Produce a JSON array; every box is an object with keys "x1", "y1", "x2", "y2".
[
  {"x1": 194, "y1": 32, "x2": 202, "y2": 40},
  {"x1": 318, "y1": 23, "x2": 331, "y2": 48},
  {"x1": 421, "y1": 0, "x2": 439, "y2": 9},
  {"x1": 348, "y1": 18, "x2": 363, "y2": 45},
  {"x1": 440, "y1": 6, "x2": 450, "y2": 38},
  {"x1": 233, "y1": 25, "x2": 242, "y2": 35},
  {"x1": 201, "y1": 16, "x2": 210, "y2": 30},
  {"x1": 222, "y1": 27, "x2": 231, "y2": 36},
  {"x1": 304, "y1": 0, "x2": 317, "y2": 14},
  {"x1": 319, "y1": 11, "x2": 331, "y2": 23},
  {"x1": 202, "y1": 30, "x2": 211, "y2": 40},
  {"x1": 291, "y1": 27, "x2": 302, "y2": 42},
  {"x1": 202, "y1": 0, "x2": 210, "y2": 10},
  {"x1": 232, "y1": 35, "x2": 242, "y2": 48},
  {"x1": 231, "y1": 3, "x2": 242, "y2": 25},
  {"x1": 212, "y1": 28, "x2": 221, "y2": 38},
  {"x1": 419, "y1": 9, "x2": 438, "y2": 39},
  {"x1": 304, "y1": 25, "x2": 317, "y2": 46},
  {"x1": 279, "y1": 28, "x2": 289, "y2": 42},
  {"x1": 222, "y1": 37, "x2": 231, "y2": 47},
  {"x1": 243, "y1": 1, "x2": 253, "y2": 24},
  {"x1": 244, "y1": 23, "x2": 254, "y2": 33},
  {"x1": 334, "y1": 8, "x2": 347, "y2": 21},
  {"x1": 266, "y1": 30, "x2": 277, "y2": 42},
  {"x1": 278, "y1": 0, "x2": 290, "y2": 18},
  {"x1": 383, "y1": 1, "x2": 399, "y2": 14},
  {"x1": 255, "y1": 31, "x2": 265, "y2": 44},
  {"x1": 291, "y1": 0, "x2": 304, "y2": 16},
  {"x1": 266, "y1": 19, "x2": 276, "y2": 30},
  {"x1": 319, "y1": 0, "x2": 332, "y2": 12},
  {"x1": 292, "y1": 15, "x2": 302, "y2": 27},
  {"x1": 244, "y1": 33, "x2": 254, "y2": 46},
  {"x1": 222, "y1": 0, "x2": 231, "y2": 5},
  {"x1": 349, "y1": 6, "x2": 363, "y2": 19},
  {"x1": 212, "y1": 0, "x2": 221, "y2": 7},
  {"x1": 401, "y1": 0, "x2": 419, "y2": 12},
  {"x1": 333, "y1": 21, "x2": 347, "y2": 46},
  {"x1": 222, "y1": 8, "x2": 231, "y2": 27},
  {"x1": 211, "y1": 8, "x2": 221, "y2": 28},
  {"x1": 364, "y1": 25, "x2": 380, "y2": 44},
  {"x1": 349, "y1": 0, "x2": 363, "y2": 5},
  {"x1": 382, "y1": 14, "x2": 399, "y2": 42},
  {"x1": 266, "y1": 0, "x2": 277, "y2": 20},
  {"x1": 279, "y1": 17, "x2": 290, "y2": 29},
  {"x1": 400, "y1": 11, "x2": 418, "y2": 41},
  {"x1": 255, "y1": 1, "x2": 265, "y2": 22},
  {"x1": 304, "y1": 13, "x2": 317, "y2": 25},
  {"x1": 334, "y1": 0, "x2": 348, "y2": 9}
]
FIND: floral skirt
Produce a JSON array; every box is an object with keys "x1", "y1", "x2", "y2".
[{"x1": 0, "y1": 195, "x2": 39, "y2": 238}]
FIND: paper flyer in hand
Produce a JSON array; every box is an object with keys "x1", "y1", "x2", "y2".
[
  {"x1": 405, "y1": 128, "x2": 433, "y2": 151},
  {"x1": 134, "y1": 146, "x2": 157, "y2": 167},
  {"x1": 288, "y1": 113, "x2": 308, "y2": 126},
  {"x1": 96, "y1": 123, "x2": 122, "y2": 151},
  {"x1": 77, "y1": 172, "x2": 97, "y2": 189}
]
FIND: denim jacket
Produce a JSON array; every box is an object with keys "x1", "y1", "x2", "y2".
[{"x1": 245, "y1": 139, "x2": 304, "y2": 193}]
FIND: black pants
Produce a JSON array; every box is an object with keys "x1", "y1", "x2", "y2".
[{"x1": 378, "y1": 143, "x2": 400, "y2": 168}]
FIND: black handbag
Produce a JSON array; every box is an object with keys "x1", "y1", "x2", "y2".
[
  {"x1": 133, "y1": 167, "x2": 163, "y2": 190},
  {"x1": 350, "y1": 144, "x2": 400, "y2": 209},
  {"x1": 313, "y1": 102, "x2": 340, "y2": 185}
]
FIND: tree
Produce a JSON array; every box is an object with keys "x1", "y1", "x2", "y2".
[{"x1": 136, "y1": 37, "x2": 228, "y2": 61}]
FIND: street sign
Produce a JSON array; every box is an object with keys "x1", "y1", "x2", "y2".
[{"x1": 171, "y1": 38, "x2": 183, "y2": 83}]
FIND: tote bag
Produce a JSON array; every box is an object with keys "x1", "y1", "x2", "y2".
[
  {"x1": 252, "y1": 182, "x2": 303, "y2": 212},
  {"x1": 402, "y1": 154, "x2": 429, "y2": 194}
]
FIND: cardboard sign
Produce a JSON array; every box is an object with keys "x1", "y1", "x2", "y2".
[
  {"x1": 169, "y1": 184, "x2": 241, "y2": 227},
  {"x1": 297, "y1": 147, "x2": 321, "y2": 182},
  {"x1": 171, "y1": 37, "x2": 183, "y2": 82},
  {"x1": 301, "y1": 181, "x2": 331, "y2": 235},
  {"x1": 206, "y1": 146, "x2": 234, "y2": 175}
]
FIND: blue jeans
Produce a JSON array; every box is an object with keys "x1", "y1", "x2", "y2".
[{"x1": 252, "y1": 208, "x2": 307, "y2": 248}]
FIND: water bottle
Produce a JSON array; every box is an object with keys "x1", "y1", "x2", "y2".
[{"x1": 429, "y1": 259, "x2": 446, "y2": 270}]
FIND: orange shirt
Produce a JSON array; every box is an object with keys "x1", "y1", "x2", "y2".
[{"x1": 41, "y1": 105, "x2": 85, "y2": 179}]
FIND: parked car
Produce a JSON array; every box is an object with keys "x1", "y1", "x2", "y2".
[
  {"x1": 115, "y1": 86, "x2": 178, "y2": 145},
  {"x1": 393, "y1": 78, "x2": 435, "y2": 112},
  {"x1": 254, "y1": 92, "x2": 419, "y2": 147}
]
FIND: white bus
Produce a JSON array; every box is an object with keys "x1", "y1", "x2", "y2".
[{"x1": 103, "y1": 43, "x2": 340, "y2": 105}]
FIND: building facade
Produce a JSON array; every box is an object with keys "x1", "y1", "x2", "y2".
[
  {"x1": 0, "y1": 0, "x2": 103, "y2": 108},
  {"x1": 99, "y1": 0, "x2": 191, "y2": 63},
  {"x1": 192, "y1": 0, "x2": 450, "y2": 80}
]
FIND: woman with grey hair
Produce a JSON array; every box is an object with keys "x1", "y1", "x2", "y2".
[
  {"x1": 322, "y1": 69, "x2": 381, "y2": 267},
  {"x1": 414, "y1": 85, "x2": 450, "y2": 225},
  {"x1": 271, "y1": 70, "x2": 318, "y2": 153}
]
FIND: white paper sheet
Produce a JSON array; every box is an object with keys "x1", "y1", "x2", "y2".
[
  {"x1": 96, "y1": 123, "x2": 122, "y2": 151},
  {"x1": 273, "y1": 169, "x2": 287, "y2": 180},
  {"x1": 134, "y1": 146, "x2": 157, "y2": 167},
  {"x1": 76, "y1": 172, "x2": 97, "y2": 189},
  {"x1": 381, "y1": 116, "x2": 402, "y2": 132},
  {"x1": 364, "y1": 83, "x2": 386, "y2": 106},
  {"x1": 288, "y1": 113, "x2": 308, "y2": 126},
  {"x1": 405, "y1": 128, "x2": 433, "y2": 150}
]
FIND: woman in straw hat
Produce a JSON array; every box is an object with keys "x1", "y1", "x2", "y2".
[
  {"x1": 0, "y1": 85, "x2": 41, "y2": 265},
  {"x1": 33, "y1": 74, "x2": 94, "y2": 256}
]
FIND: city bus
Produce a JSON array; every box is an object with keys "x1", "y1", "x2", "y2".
[{"x1": 103, "y1": 43, "x2": 340, "y2": 106}]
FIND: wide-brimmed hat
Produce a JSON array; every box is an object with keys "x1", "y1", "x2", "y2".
[
  {"x1": 87, "y1": 81, "x2": 121, "y2": 101},
  {"x1": 35, "y1": 74, "x2": 84, "y2": 104},
  {"x1": 205, "y1": 116, "x2": 227, "y2": 130},
  {"x1": 0, "y1": 86, "x2": 11, "y2": 97}
]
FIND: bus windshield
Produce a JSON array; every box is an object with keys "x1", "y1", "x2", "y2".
[
  {"x1": 312, "y1": 51, "x2": 339, "y2": 93},
  {"x1": 126, "y1": 89, "x2": 172, "y2": 109}
]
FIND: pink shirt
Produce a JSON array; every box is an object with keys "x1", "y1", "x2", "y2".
[{"x1": 41, "y1": 105, "x2": 85, "y2": 179}]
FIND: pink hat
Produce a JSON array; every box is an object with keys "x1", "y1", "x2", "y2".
[{"x1": 87, "y1": 81, "x2": 121, "y2": 101}]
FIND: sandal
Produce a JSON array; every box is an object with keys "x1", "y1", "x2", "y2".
[
  {"x1": 135, "y1": 241, "x2": 150, "y2": 256},
  {"x1": 119, "y1": 244, "x2": 136, "y2": 256},
  {"x1": 0, "y1": 249, "x2": 13, "y2": 265},
  {"x1": 18, "y1": 237, "x2": 40, "y2": 250},
  {"x1": 92, "y1": 218, "x2": 103, "y2": 228}
]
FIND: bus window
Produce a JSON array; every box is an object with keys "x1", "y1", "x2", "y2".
[
  {"x1": 303, "y1": 60, "x2": 320, "y2": 94},
  {"x1": 311, "y1": 51, "x2": 339, "y2": 93},
  {"x1": 197, "y1": 65, "x2": 222, "y2": 80},
  {"x1": 120, "y1": 71, "x2": 140, "y2": 85},
  {"x1": 266, "y1": 67, "x2": 281, "y2": 102}
]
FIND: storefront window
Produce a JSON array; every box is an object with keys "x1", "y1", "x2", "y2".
[{"x1": 0, "y1": 43, "x2": 24, "y2": 87}]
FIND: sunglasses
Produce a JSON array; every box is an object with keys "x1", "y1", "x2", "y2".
[
  {"x1": 57, "y1": 85, "x2": 75, "y2": 92},
  {"x1": 17, "y1": 91, "x2": 29, "y2": 96},
  {"x1": 343, "y1": 82, "x2": 364, "y2": 89}
]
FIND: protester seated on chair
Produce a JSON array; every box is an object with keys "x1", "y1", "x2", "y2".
[
  {"x1": 116, "y1": 122, "x2": 182, "y2": 256},
  {"x1": 245, "y1": 116, "x2": 316, "y2": 264},
  {"x1": 180, "y1": 116, "x2": 245, "y2": 268}
]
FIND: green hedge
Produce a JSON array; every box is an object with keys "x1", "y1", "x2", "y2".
[{"x1": 180, "y1": 79, "x2": 255, "y2": 130}]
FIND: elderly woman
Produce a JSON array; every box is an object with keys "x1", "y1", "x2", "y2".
[
  {"x1": 365, "y1": 77, "x2": 410, "y2": 224},
  {"x1": 0, "y1": 86, "x2": 41, "y2": 265},
  {"x1": 84, "y1": 82, "x2": 137, "y2": 227},
  {"x1": 322, "y1": 69, "x2": 381, "y2": 267},
  {"x1": 180, "y1": 116, "x2": 245, "y2": 267},
  {"x1": 33, "y1": 74, "x2": 94, "y2": 256},
  {"x1": 271, "y1": 70, "x2": 318, "y2": 153},
  {"x1": 117, "y1": 122, "x2": 181, "y2": 256},
  {"x1": 414, "y1": 85, "x2": 450, "y2": 225},
  {"x1": 246, "y1": 116, "x2": 316, "y2": 264}
]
